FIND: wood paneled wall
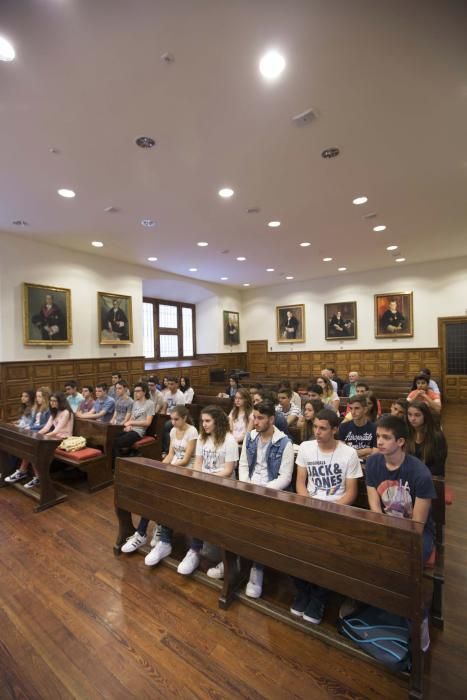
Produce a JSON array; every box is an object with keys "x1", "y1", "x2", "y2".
[{"x1": 144, "y1": 353, "x2": 246, "y2": 387}]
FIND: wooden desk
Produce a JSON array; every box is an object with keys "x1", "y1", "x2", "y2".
[
  {"x1": 0, "y1": 421, "x2": 65, "y2": 511},
  {"x1": 114, "y1": 457, "x2": 427, "y2": 699}
]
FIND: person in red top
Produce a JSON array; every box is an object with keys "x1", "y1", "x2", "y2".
[{"x1": 407, "y1": 374, "x2": 441, "y2": 414}]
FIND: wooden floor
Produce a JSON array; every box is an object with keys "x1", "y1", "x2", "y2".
[{"x1": 0, "y1": 404, "x2": 465, "y2": 699}]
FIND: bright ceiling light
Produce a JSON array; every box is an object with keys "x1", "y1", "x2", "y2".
[
  {"x1": 219, "y1": 187, "x2": 234, "y2": 198},
  {"x1": 338, "y1": 267, "x2": 347, "y2": 272},
  {"x1": 197, "y1": 241, "x2": 208, "y2": 247},
  {"x1": 395, "y1": 257, "x2": 406, "y2": 263},
  {"x1": 266, "y1": 268, "x2": 275, "y2": 272},
  {"x1": 147, "y1": 256, "x2": 158, "y2": 261},
  {"x1": 352, "y1": 196, "x2": 368, "y2": 205},
  {"x1": 58, "y1": 188, "x2": 76, "y2": 198},
  {"x1": 236, "y1": 256, "x2": 246, "y2": 261},
  {"x1": 268, "y1": 221, "x2": 281, "y2": 228},
  {"x1": 220, "y1": 277, "x2": 228, "y2": 280},
  {"x1": 92, "y1": 241, "x2": 104, "y2": 248},
  {"x1": 243, "y1": 283, "x2": 250, "y2": 287},
  {"x1": 300, "y1": 242, "x2": 311, "y2": 247},
  {"x1": 189, "y1": 267, "x2": 198, "y2": 272},
  {"x1": 0, "y1": 36, "x2": 15, "y2": 62},
  {"x1": 386, "y1": 245, "x2": 398, "y2": 251},
  {"x1": 323, "y1": 257, "x2": 333, "y2": 262},
  {"x1": 259, "y1": 50, "x2": 286, "y2": 79},
  {"x1": 285, "y1": 276, "x2": 294, "y2": 280},
  {"x1": 373, "y1": 225, "x2": 386, "y2": 232}
]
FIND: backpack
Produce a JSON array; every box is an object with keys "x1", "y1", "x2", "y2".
[{"x1": 338, "y1": 605, "x2": 410, "y2": 671}]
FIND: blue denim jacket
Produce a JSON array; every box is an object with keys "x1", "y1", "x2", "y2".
[
  {"x1": 30, "y1": 408, "x2": 50, "y2": 432},
  {"x1": 244, "y1": 429, "x2": 291, "y2": 481}
]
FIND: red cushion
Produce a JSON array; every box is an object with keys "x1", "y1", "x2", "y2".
[
  {"x1": 424, "y1": 547, "x2": 436, "y2": 569},
  {"x1": 134, "y1": 436, "x2": 156, "y2": 447},
  {"x1": 55, "y1": 447, "x2": 103, "y2": 462},
  {"x1": 445, "y1": 485, "x2": 454, "y2": 506}
]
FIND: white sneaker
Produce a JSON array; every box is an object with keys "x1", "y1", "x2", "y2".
[
  {"x1": 245, "y1": 565, "x2": 263, "y2": 598},
  {"x1": 145, "y1": 541, "x2": 172, "y2": 566},
  {"x1": 207, "y1": 561, "x2": 224, "y2": 579},
  {"x1": 177, "y1": 549, "x2": 200, "y2": 575},
  {"x1": 150, "y1": 524, "x2": 162, "y2": 548},
  {"x1": 24, "y1": 477, "x2": 40, "y2": 489},
  {"x1": 4, "y1": 469, "x2": 28, "y2": 484},
  {"x1": 121, "y1": 531, "x2": 147, "y2": 553}
]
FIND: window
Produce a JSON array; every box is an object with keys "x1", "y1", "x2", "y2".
[{"x1": 143, "y1": 297, "x2": 196, "y2": 360}]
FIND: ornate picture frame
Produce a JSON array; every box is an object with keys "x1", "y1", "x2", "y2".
[
  {"x1": 325, "y1": 301, "x2": 357, "y2": 341},
  {"x1": 223, "y1": 310, "x2": 240, "y2": 345},
  {"x1": 98, "y1": 292, "x2": 133, "y2": 345},
  {"x1": 23, "y1": 283, "x2": 72, "y2": 346},
  {"x1": 374, "y1": 292, "x2": 414, "y2": 338},
  {"x1": 276, "y1": 304, "x2": 305, "y2": 343}
]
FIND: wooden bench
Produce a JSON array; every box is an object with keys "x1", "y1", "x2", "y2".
[
  {"x1": 133, "y1": 414, "x2": 162, "y2": 461},
  {"x1": 114, "y1": 457, "x2": 429, "y2": 699},
  {"x1": 191, "y1": 395, "x2": 233, "y2": 413}
]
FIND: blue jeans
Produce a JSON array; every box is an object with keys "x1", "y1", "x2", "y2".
[{"x1": 137, "y1": 518, "x2": 173, "y2": 545}]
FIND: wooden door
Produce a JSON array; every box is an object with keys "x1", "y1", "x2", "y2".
[
  {"x1": 247, "y1": 340, "x2": 268, "y2": 376},
  {"x1": 438, "y1": 317, "x2": 467, "y2": 402}
]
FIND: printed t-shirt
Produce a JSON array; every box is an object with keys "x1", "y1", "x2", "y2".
[
  {"x1": 129, "y1": 399, "x2": 155, "y2": 437},
  {"x1": 296, "y1": 440, "x2": 362, "y2": 502},
  {"x1": 113, "y1": 396, "x2": 134, "y2": 424},
  {"x1": 66, "y1": 393, "x2": 84, "y2": 414},
  {"x1": 195, "y1": 433, "x2": 239, "y2": 476},
  {"x1": 338, "y1": 420, "x2": 376, "y2": 451},
  {"x1": 170, "y1": 424, "x2": 198, "y2": 465},
  {"x1": 163, "y1": 389, "x2": 185, "y2": 414}
]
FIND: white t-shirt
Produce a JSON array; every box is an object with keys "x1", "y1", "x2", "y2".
[
  {"x1": 296, "y1": 440, "x2": 362, "y2": 502},
  {"x1": 163, "y1": 389, "x2": 185, "y2": 414},
  {"x1": 229, "y1": 412, "x2": 248, "y2": 441},
  {"x1": 195, "y1": 433, "x2": 239, "y2": 476},
  {"x1": 170, "y1": 424, "x2": 198, "y2": 466},
  {"x1": 250, "y1": 437, "x2": 271, "y2": 486},
  {"x1": 182, "y1": 387, "x2": 194, "y2": 404}
]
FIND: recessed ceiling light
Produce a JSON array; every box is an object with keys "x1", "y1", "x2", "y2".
[
  {"x1": 386, "y1": 245, "x2": 398, "y2": 251},
  {"x1": 0, "y1": 36, "x2": 15, "y2": 62},
  {"x1": 58, "y1": 188, "x2": 76, "y2": 198},
  {"x1": 92, "y1": 241, "x2": 104, "y2": 248},
  {"x1": 219, "y1": 187, "x2": 234, "y2": 198},
  {"x1": 352, "y1": 196, "x2": 368, "y2": 205},
  {"x1": 135, "y1": 136, "x2": 156, "y2": 149},
  {"x1": 220, "y1": 277, "x2": 229, "y2": 281},
  {"x1": 141, "y1": 219, "x2": 156, "y2": 227},
  {"x1": 323, "y1": 257, "x2": 333, "y2": 262},
  {"x1": 321, "y1": 146, "x2": 340, "y2": 159},
  {"x1": 236, "y1": 256, "x2": 246, "y2": 261},
  {"x1": 266, "y1": 268, "x2": 275, "y2": 272},
  {"x1": 147, "y1": 257, "x2": 158, "y2": 262},
  {"x1": 259, "y1": 50, "x2": 286, "y2": 79},
  {"x1": 243, "y1": 283, "x2": 250, "y2": 287},
  {"x1": 189, "y1": 267, "x2": 198, "y2": 272},
  {"x1": 197, "y1": 241, "x2": 208, "y2": 247},
  {"x1": 373, "y1": 225, "x2": 386, "y2": 232},
  {"x1": 300, "y1": 242, "x2": 311, "y2": 247},
  {"x1": 338, "y1": 267, "x2": 347, "y2": 272},
  {"x1": 268, "y1": 221, "x2": 281, "y2": 228},
  {"x1": 395, "y1": 257, "x2": 406, "y2": 263},
  {"x1": 285, "y1": 276, "x2": 294, "y2": 280},
  {"x1": 12, "y1": 220, "x2": 29, "y2": 226}
]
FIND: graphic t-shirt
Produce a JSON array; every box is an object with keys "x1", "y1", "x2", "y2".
[
  {"x1": 163, "y1": 389, "x2": 185, "y2": 414},
  {"x1": 114, "y1": 396, "x2": 134, "y2": 424},
  {"x1": 296, "y1": 440, "x2": 362, "y2": 502},
  {"x1": 195, "y1": 433, "x2": 239, "y2": 476},
  {"x1": 170, "y1": 424, "x2": 198, "y2": 466},
  {"x1": 338, "y1": 420, "x2": 377, "y2": 451},
  {"x1": 129, "y1": 399, "x2": 155, "y2": 437},
  {"x1": 365, "y1": 453, "x2": 437, "y2": 534}
]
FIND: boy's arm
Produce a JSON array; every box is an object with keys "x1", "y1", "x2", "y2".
[
  {"x1": 412, "y1": 497, "x2": 432, "y2": 525},
  {"x1": 295, "y1": 465, "x2": 308, "y2": 497},
  {"x1": 366, "y1": 485, "x2": 383, "y2": 514}
]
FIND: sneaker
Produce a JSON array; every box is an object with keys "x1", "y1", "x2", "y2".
[
  {"x1": 303, "y1": 598, "x2": 324, "y2": 625},
  {"x1": 150, "y1": 524, "x2": 162, "y2": 548},
  {"x1": 4, "y1": 469, "x2": 28, "y2": 484},
  {"x1": 120, "y1": 532, "x2": 147, "y2": 553},
  {"x1": 245, "y1": 565, "x2": 263, "y2": 598},
  {"x1": 421, "y1": 617, "x2": 430, "y2": 653},
  {"x1": 24, "y1": 477, "x2": 40, "y2": 489},
  {"x1": 207, "y1": 561, "x2": 224, "y2": 579},
  {"x1": 177, "y1": 549, "x2": 200, "y2": 575},
  {"x1": 145, "y1": 541, "x2": 172, "y2": 566},
  {"x1": 290, "y1": 591, "x2": 310, "y2": 617},
  {"x1": 338, "y1": 597, "x2": 359, "y2": 619}
]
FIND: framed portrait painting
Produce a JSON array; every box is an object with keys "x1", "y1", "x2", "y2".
[
  {"x1": 98, "y1": 292, "x2": 133, "y2": 344},
  {"x1": 23, "y1": 283, "x2": 72, "y2": 345},
  {"x1": 374, "y1": 292, "x2": 413, "y2": 338},
  {"x1": 223, "y1": 310, "x2": 240, "y2": 345},
  {"x1": 325, "y1": 301, "x2": 357, "y2": 341},
  {"x1": 276, "y1": 304, "x2": 305, "y2": 343}
]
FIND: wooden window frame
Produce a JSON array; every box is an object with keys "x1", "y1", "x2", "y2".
[{"x1": 143, "y1": 297, "x2": 196, "y2": 361}]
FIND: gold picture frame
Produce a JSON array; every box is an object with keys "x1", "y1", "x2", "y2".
[
  {"x1": 325, "y1": 301, "x2": 357, "y2": 341},
  {"x1": 223, "y1": 310, "x2": 240, "y2": 345},
  {"x1": 276, "y1": 304, "x2": 305, "y2": 343},
  {"x1": 23, "y1": 283, "x2": 72, "y2": 346},
  {"x1": 374, "y1": 292, "x2": 414, "y2": 338},
  {"x1": 98, "y1": 292, "x2": 133, "y2": 345}
]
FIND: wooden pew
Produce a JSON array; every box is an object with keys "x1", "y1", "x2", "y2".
[
  {"x1": 0, "y1": 421, "x2": 65, "y2": 511},
  {"x1": 114, "y1": 457, "x2": 428, "y2": 699}
]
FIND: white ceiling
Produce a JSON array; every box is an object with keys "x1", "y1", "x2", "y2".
[{"x1": 1, "y1": 0, "x2": 467, "y2": 290}]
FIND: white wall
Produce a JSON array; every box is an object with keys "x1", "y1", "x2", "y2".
[
  {"x1": 196, "y1": 291, "x2": 244, "y2": 354},
  {"x1": 241, "y1": 257, "x2": 467, "y2": 351}
]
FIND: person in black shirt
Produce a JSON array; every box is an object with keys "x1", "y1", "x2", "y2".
[
  {"x1": 406, "y1": 401, "x2": 447, "y2": 476},
  {"x1": 380, "y1": 300, "x2": 405, "y2": 333}
]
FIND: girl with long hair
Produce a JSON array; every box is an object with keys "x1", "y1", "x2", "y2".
[
  {"x1": 297, "y1": 399, "x2": 324, "y2": 442},
  {"x1": 179, "y1": 375, "x2": 194, "y2": 404},
  {"x1": 5, "y1": 387, "x2": 51, "y2": 484},
  {"x1": 406, "y1": 400, "x2": 447, "y2": 476},
  {"x1": 316, "y1": 377, "x2": 340, "y2": 413},
  {"x1": 365, "y1": 391, "x2": 381, "y2": 423},
  {"x1": 16, "y1": 389, "x2": 35, "y2": 429},
  {"x1": 228, "y1": 388, "x2": 254, "y2": 444}
]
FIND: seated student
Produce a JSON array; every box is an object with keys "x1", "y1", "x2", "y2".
[
  {"x1": 206, "y1": 401, "x2": 294, "y2": 596},
  {"x1": 121, "y1": 405, "x2": 198, "y2": 559},
  {"x1": 179, "y1": 376, "x2": 194, "y2": 404},
  {"x1": 23, "y1": 392, "x2": 74, "y2": 489},
  {"x1": 419, "y1": 368, "x2": 440, "y2": 395},
  {"x1": 177, "y1": 406, "x2": 239, "y2": 576},
  {"x1": 307, "y1": 383, "x2": 324, "y2": 401},
  {"x1": 316, "y1": 377, "x2": 340, "y2": 413},
  {"x1": 365, "y1": 415, "x2": 437, "y2": 651},
  {"x1": 111, "y1": 380, "x2": 134, "y2": 425},
  {"x1": 14, "y1": 389, "x2": 35, "y2": 429},
  {"x1": 218, "y1": 376, "x2": 240, "y2": 399},
  {"x1": 390, "y1": 398, "x2": 408, "y2": 420},
  {"x1": 276, "y1": 387, "x2": 301, "y2": 426},
  {"x1": 64, "y1": 380, "x2": 84, "y2": 414},
  {"x1": 406, "y1": 401, "x2": 447, "y2": 476},
  {"x1": 342, "y1": 371, "x2": 359, "y2": 398},
  {"x1": 297, "y1": 399, "x2": 324, "y2": 442},
  {"x1": 365, "y1": 390, "x2": 382, "y2": 422},
  {"x1": 327, "y1": 367, "x2": 345, "y2": 396},
  {"x1": 107, "y1": 373, "x2": 122, "y2": 399},
  {"x1": 321, "y1": 368, "x2": 338, "y2": 393},
  {"x1": 279, "y1": 380, "x2": 302, "y2": 410},
  {"x1": 407, "y1": 374, "x2": 441, "y2": 413},
  {"x1": 113, "y1": 382, "x2": 155, "y2": 459},
  {"x1": 229, "y1": 388, "x2": 254, "y2": 445},
  {"x1": 341, "y1": 382, "x2": 372, "y2": 422},
  {"x1": 161, "y1": 377, "x2": 186, "y2": 453},
  {"x1": 80, "y1": 383, "x2": 115, "y2": 422},
  {"x1": 292, "y1": 409, "x2": 362, "y2": 623},
  {"x1": 76, "y1": 385, "x2": 95, "y2": 416},
  {"x1": 338, "y1": 396, "x2": 377, "y2": 460},
  {"x1": 252, "y1": 389, "x2": 292, "y2": 438},
  {"x1": 147, "y1": 376, "x2": 165, "y2": 414},
  {"x1": 248, "y1": 383, "x2": 263, "y2": 402}
]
